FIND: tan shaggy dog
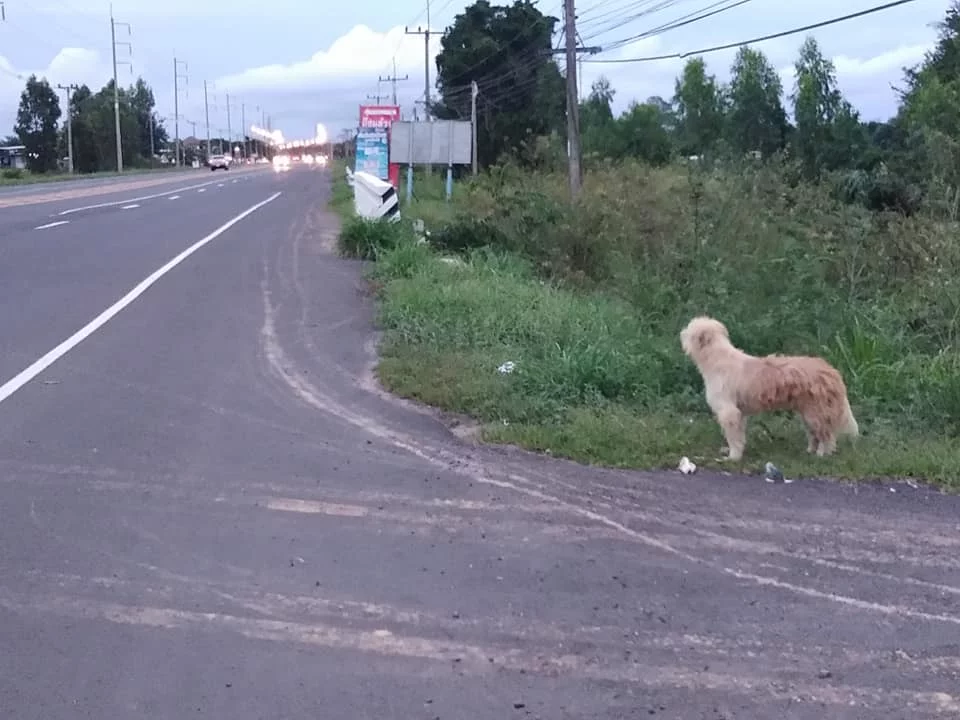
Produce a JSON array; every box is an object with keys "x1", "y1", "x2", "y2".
[{"x1": 680, "y1": 316, "x2": 859, "y2": 461}]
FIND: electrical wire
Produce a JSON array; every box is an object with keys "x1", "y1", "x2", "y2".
[
  {"x1": 586, "y1": 0, "x2": 921, "y2": 63},
  {"x1": 586, "y1": 0, "x2": 754, "y2": 49},
  {"x1": 578, "y1": 0, "x2": 690, "y2": 38}
]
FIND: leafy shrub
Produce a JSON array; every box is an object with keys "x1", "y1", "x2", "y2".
[
  {"x1": 2, "y1": 168, "x2": 23, "y2": 180},
  {"x1": 338, "y1": 217, "x2": 411, "y2": 260}
]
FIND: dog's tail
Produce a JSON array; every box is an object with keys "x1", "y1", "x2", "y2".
[{"x1": 839, "y1": 396, "x2": 859, "y2": 438}]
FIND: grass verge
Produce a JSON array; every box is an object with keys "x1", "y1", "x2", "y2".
[
  {"x1": 0, "y1": 164, "x2": 185, "y2": 187},
  {"x1": 332, "y1": 158, "x2": 960, "y2": 489}
]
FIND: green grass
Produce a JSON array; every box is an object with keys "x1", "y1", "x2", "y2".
[
  {"x1": 0, "y1": 164, "x2": 184, "y2": 186},
  {"x1": 331, "y1": 156, "x2": 960, "y2": 489}
]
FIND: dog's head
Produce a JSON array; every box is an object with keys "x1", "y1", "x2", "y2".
[{"x1": 680, "y1": 316, "x2": 730, "y2": 361}]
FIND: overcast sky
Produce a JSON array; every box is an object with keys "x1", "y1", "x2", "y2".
[{"x1": 0, "y1": 0, "x2": 951, "y2": 142}]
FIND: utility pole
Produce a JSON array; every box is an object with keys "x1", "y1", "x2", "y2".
[
  {"x1": 240, "y1": 102, "x2": 246, "y2": 159},
  {"x1": 203, "y1": 80, "x2": 211, "y2": 160},
  {"x1": 367, "y1": 91, "x2": 385, "y2": 104},
  {"x1": 406, "y1": 3, "x2": 432, "y2": 173},
  {"x1": 405, "y1": 0, "x2": 432, "y2": 117},
  {"x1": 563, "y1": 0, "x2": 581, "y2": 198},
  {"x1": 56, "y1": 83, "x2": 79, "y2": 173},
  {"x1": 173, "y1": 56, "x2": 188, "y2": 166},
  {"x1": 379, "y1": 59, "x2": 409, "y2": 105},
  {"x1": 225, "y1": 93, "x2": 233, "y2": 159},
  {"x1": 110, "y1": 5, "x2": 132, "y2": 172},
  {"x1": 149, "y1": 114, "x2": 155, "y2": 162},
  {"x1": 471, "y1": 80, "x2": 478, "y2": 176}
]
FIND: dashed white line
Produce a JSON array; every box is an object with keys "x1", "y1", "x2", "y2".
[
  {"x1": 198, "y1": 188, "x2": 206, "y2": 193},
  {"x1": 0, "y1": 192, "x2": 282, "y2": 406},
  {"x1": 168, "y1": 195, "x2": 180, "y2": 200},
  {"x1": 35, "y1": 220, "x2": 70, "y2": 230},
  {"x1": 217, "y1": 183, "x2": 225, "y2": 187},
  {"x1": 121, "y1": 204, "x2": 140, "y2": 210},
  {"x1": 58, "y1": 178, "x2": 224, "y2": 216}
]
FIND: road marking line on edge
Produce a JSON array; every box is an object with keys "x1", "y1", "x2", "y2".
[
  {"x1": 0, "y1": 192, "x2": 282, "y2": 405},
  {"x1": 57, "y1": 179, "x2": 224, "y2": 216},
  {"x1": 35, "y1": 221, "x2": 70, "y2": 230},
  {"x1": 121, "y1": 204, "x2": 140, "y2": 210}
]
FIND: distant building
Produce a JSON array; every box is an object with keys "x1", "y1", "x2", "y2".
[{"x1": 0, "y1": 145, "x2": 27, "y2": 170}]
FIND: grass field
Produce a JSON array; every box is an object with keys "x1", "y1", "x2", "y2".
[{"x1": 332, "y1": 158, "x2": 960, "y2": 489}]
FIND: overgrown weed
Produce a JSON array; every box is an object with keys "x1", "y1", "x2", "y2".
[{"x1": 336, "y1": 156, "x2": 960, "y2": 487}]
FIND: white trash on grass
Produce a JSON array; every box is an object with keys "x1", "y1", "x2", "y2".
[
  {"x1": 678, "y1": 456, "x2": 697, "y2": 474},
  {"x1": 497, "y1": 361, "x2": 516, "y2": 375}
]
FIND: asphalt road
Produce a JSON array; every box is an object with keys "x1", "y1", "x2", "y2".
[
  {"x1": 0, "y1": 164, "x2": 958, "y2": 719},
  {"x1": 0, "y1": 164, "x2": 266, "y2": 210}
]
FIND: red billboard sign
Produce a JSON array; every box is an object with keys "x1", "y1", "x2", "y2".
[{"x1": 359, "y1": 105, "x2": 401, "y2": 129}]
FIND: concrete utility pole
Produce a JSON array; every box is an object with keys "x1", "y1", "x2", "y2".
[
  {"x1": 379, "y1": 59, "x2": 409, "y2": 105},
  {"x1": 173, "y1": 56, "x2": 188, "y2": 166},
  {"x1": 240, "y1": 102, "x2": 246, "y2": 159},
  {"x1": 471, "y1": 80, "x2": 478, "y2": 176},
  {"x1": 563, "y1": 0, "x2": 581, "y2": 198},
  {"x1": 203, "y1": 80, "x2": 211, "y2": 159},
  {"x1": 406, "y1": 2, "x2": 433, "y2": 174},
  {"x1": 110, "y1": 4, "x2": 132, "y2": 172},
  {"x1": 57, "y1": 83, "x2": 79, "y2": 173},
  {"x1": 405, "y1": 0, "x2": 432, "y2": 117},
  {"x1": 225, "y1": 93, "x2": 232, "y2": 158}
]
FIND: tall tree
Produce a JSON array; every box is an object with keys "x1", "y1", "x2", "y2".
[
  {"x1": 790, "y1": 36, "x2": 860, "y2": 177},
  {"x1": 725, "y1": 46, "x2": 788, "y2": 157},
  {"x1": 14, "y1": 75, "x2": 62, "y2": 173},
  {"x1": 580, "y1": 77, "x2": 617, "y2": 158},
  {"x1": 616, "y1": 101, "x2": 673, "y2": 166},
  {"x1": 673, "y1": 57, "x2": 724, "y2": 156},
  {"x1": 433, "y1": 0, "x2": 565, "y2": 168}
]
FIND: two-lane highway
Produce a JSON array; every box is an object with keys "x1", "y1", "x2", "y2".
[
  {"x1": 0, "y1": 163, "x2": 958, "y2": 719},
  {"x1": 0, "y1": 166, "x2": 279, "y2": 384}
]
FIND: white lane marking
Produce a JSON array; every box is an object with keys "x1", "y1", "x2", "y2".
[
  {"x1": 231, "y1": 179, "x2": 238, "y2": 183},
  {"x1": 217, "y1": 183, "x2": 225, "y2": 187},
  {"x1": 121, "y1": 204, "x2": 140, "y2": 210},
  {"x1": 168, "y1": 195, "x2": 180, "y2": 200},
  {"x1": 198, "y1": 188, "x2": 206, "y2": 193},
  {"x1": 58, "y1": 179, "x2": 223, "y2": 216},
  {"x1": 35, "y1": 220, "x2": 70, "y2": 230},
  {"x1": 0, "y1": 192, "x2": 282, "y2": 406}
]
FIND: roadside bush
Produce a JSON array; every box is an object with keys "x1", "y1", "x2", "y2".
[
  {"x1": 359, "y1": 157, "x2": 960, "y2": 483},
  {"x1": 2, "y1": 168, "x2": 23, "y2": 180},
  {"x1": 338, "y1": 217, "x2": 412, "y2": 260}
]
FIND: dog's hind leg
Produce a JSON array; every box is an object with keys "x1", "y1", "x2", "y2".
[
  {"x1": 816, "y1": 434, "x2": 837, "y2": 457},
  {"x1": 803, "y1": 410, "x2": 837, "y2": 456},
  {"x1": 717, "y1": 406, "x2": 747, "y2": 461}
]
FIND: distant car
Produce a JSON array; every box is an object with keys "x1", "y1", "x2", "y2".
[
  {"x1": 208, "y1": 154, "x2": 230, "y2": 171},
  {"x1": 272, "y1": 154, "x2": 291, "y2": 173}
]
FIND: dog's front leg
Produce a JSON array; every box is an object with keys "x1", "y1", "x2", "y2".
[{"x1": 716, "y1": 406, "x2": 747, "y2": 461}]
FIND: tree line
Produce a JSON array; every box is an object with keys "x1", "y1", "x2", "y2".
[
  {"x1": 430, "y1": 0, "x2": 960, "y2": 216},
  {"x1": 11, "y1": 75, "x2": 171, "y2": 174},
  {"x1": 9, "y1": 74, "x2": 256, "y2": 175}
]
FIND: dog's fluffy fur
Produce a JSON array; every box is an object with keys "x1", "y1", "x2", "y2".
[{"x1": 680, "y1": 316, "x2": 859, "y2": 461}]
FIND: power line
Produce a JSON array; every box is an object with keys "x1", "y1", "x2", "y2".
[
  {"x1": 587, "y1": 0, "x2": 921, "y2": 63},
  {"x1": 585, "y1": 0, "x2": 754, "y2": 49}
]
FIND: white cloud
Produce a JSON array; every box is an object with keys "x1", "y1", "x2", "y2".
[
  {"x1": 0, "y1": 48, "x2": 113, "y2": 133},
  {"x1": 217, "y1": 24, "x2": 441, "y2": 92}
]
